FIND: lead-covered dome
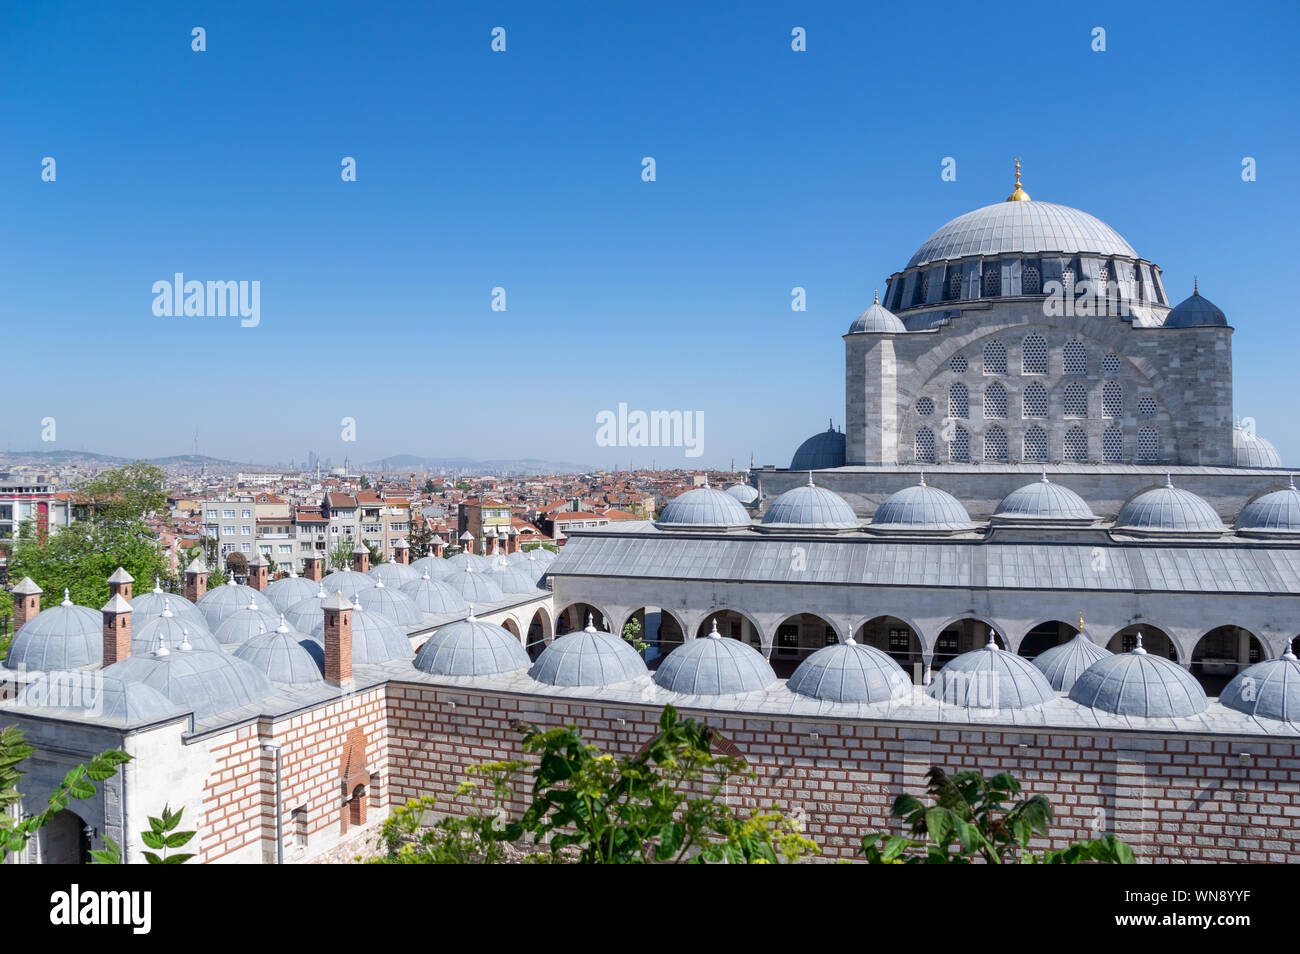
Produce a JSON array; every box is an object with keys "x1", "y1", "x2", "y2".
[
  {"x1": 761, "y1": 476, "x2": 858, "y2": 530},
  {"x1": 357, "y1": 579, "x2": 424, "y2": 626},
  {"x1": 134, "y1": 607, "x2": 222, "y2": 655},
  {"x1": 233, "y1": 618, "x2": 324, "y2": 685},
  {"x1": 906, "y1": 201, "x2": 1136, "y2": 270},
  {"x1": 1164, "y1": 287, "x2": 1228, "y2": 328},
  {"x1": 307, "y1": 599, "x2": 412, "y2": 664},
  {"x1": 1031, "y1": 626, "x2": 1112, "y2": 692},
  {"x1": 444, "y1": 564, "x2": 506, "y2": 604},
  {"x1": 528, "y1": 619, "x2": 648, "y2": 687},
  {"x1": 213, "y1": 597, "x2": 283, "y2": 646},
  {"x1": 320, "y1": 569, "x2": 376, "y2": 595},
  {"x1": 929, "y1": 636, "x2": 1056, "y2": 709},
  {"x1": 196, "y1": 579, "x2": 263, "y2": 629},
  {"x1": 1220, "y1": 644, "x2": 1300, "y2": 723},
  {"x1": 130, "y1": 582, "x2": 208, "y2": 630},
  {"x1": 1233, "y1": 425, "x2": 1283, "y2": 469},
  {"x1": 104, "y1": 646, "x2": 276, "y2": 720},
  {"x1": 3, "y1": 593, "x2": 102, "y2": 672},
  {"x1": 994, "y1": 475, "x2": 1096, "y2": 523},
  {"x1": 653, "y1": 622, "x2": 776, "y2": 695},
  {"x1": 1068, "y1": 637, "x2": 1207, "y2": 717},
  {"x1": 656, "y1": 482, "x2": 752, "y2": 529},
  {"x1": 725, "y1": 482, "x2": 760, "y2": 505},
  {"x1": 1113, "y1": 477, "x2": 1225, "y2": 534},
  {"x1": 370, "y1": 562, "x2": 420, "y2": 587},
  {"x1": 789, "y1": 425, "x2": 846, "y2": 471},
  {"x1": 410, "y1": 555, "x2": 452, "y2": 580},
  {"x1": 414, "y1": 616, "x2": 530, "y2": 677},
  {"x1": 15, "y1": 671, "x2": 184, "y2": 726},
  {"x1": 848, "y1": 296, "x2": 907, "y2": 334},
  {"x1": 787, "y1": 638, "x2": 911, "y2": 704},
  {"x1": 401, "y1": 571, "x2": 470, "y2": 616},
  {"x1": 263, "y1": 572, "x2": 321, "y2": 612},
  {"x1": 869, "y1": 477, "x2": 975, "y2": 531},
  {"x1": 1236, "y1": 479, "x2": 1300, "y2": 535}
]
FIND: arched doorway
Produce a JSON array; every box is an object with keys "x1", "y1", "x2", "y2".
[
  {"x1": 41, "y1": 809, "x2": 90, "y2": 864},
  {"x1": 500, "y1": 618, "x2": 521, "y2": 639},
  {"x1": 556, "y1": 602, "x2": 607, "y2": 636},
  {"x1": 696, "y1": 610, "x2": 762, "y2": 654},
  {"x1": 1190, "y1": 626, "x2": 1265, "y2": 694},
  {"x1": 934, "y1": 618, "x2": 1003, "y2": 671},
  {"x1": 855, "y1": 616, "x2": 923, "y2": 675},
  {"x1": 526, "y1": 607, "x2": 553, "y2": 660},
  {"x1": 1018, "y1": 619, "x2": 1081, "y2": 660},
  {"x1": 1107, "y1": 624, "x2": 1177, "y2": 661},
  {"x1": 621, "y1": 607, "x2": 685, "y2": 664},
  {"x1": 769, "y1": 613, "x2": 838, "y2": 678},
  {"x1": 225, "y1": 552, "x2": 249, "y2": 581}
]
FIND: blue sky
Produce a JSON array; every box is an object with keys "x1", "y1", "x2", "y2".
[{"x1": 2, "y1": 0, "x2": 1297, "y2": 470}]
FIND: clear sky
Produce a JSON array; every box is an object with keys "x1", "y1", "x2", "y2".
[{"x1": 2, "y1": 0, "x2": 1297, "y2": 470}]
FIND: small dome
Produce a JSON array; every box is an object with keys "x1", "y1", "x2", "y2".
[
  {"x1": 195, "y1": 579, "x2": 263, "y2": 629},
  {"x1": 283, "y1": 585, "x2": 330, "y2": 635},
  {"x1": 1068, "y1": 636, "x2": 1207, "y2": 717},
  {"x1": 1233, "y1": 425, "x2": 1283, "y2": 468},
  {"x1": 400, "y1": 572, "x2": 470, "y2": 616},
  {"x1": 104, "y1": 647, "x2": 276, "y2": 720},
  {"x1": 790, "y1": 425, "x2": 847, "y2": 471},
  {"x1": 233, "y1": 618, "x2": 324, "y2": 685},
  {"x1": 870, "y1": 477, "x2": 975, "y2": 531},
  {"x1": 1164, "y1": 287, "x2": 1228, "y2": 328},
  {"x1": 519, "y1": 546, "x2": 556, "y2": 565},
  {"x1": 414, "y1": 616, "x2": 530, "y2": 677},
  {"x1": 370, "y1": 562, "x2": 420, "y2": 587},
  {"x1": 357, "y1": 580, "x2": 424, "y2": 626},
  {"x1": 929, "y1": 636, "x2": 1056, "y2": 709},
  {"x1": 130, "y1": 583, "x2": 208, "y2": 629},
  {"x1": 410, "y1": 555, "x2": 452, "y2": 580},
  {"x1": 15, "y1": 671, "x2": 184, "y2": 726},
  {"x1": 307, "y1": 600, "x2": 412, "y2": 664},
  {"x1": 1220, "y1": 644, "x2": 1300, "y2": 722},
  {"x1": 444, "y1": 564, "x2": 506, "y2": 604},
  {"x1": 446, "y1": 552, "x2": 494, "y2": 572},
  {"x1": 786, "y1": 638, "x2": 911, "y2": 703},
  {"x1": 1031, "y1": 626, "x2": 1112, "y2": 692},
  {"x1": 656, "y1": 482, "x2": 752, "y2": 529},
  {"x1": 529, "y1": 618, "x2": 648, "y2": 687},
  {"x1": 1114, "y1": 477, "x2": 1225, "y2": 534},
  {"x1": 994, "y1": 475, "x2": 1096, "y2": 522},
  {"x1": 213, "y1": 598, "x2": 283, "y2": 645},
  {"x1": 487, "y1": 562, "x2": 543, "y2": 596},
  {"x1": 134, "y1": 609, "x2": 222, "y2": 655},
  {"x1": 725, "y1": 482, "x2": 760, "y2": 505},
  {"x1": 761, "y1": 476, "x2": 858, "y2": 530},
  {"x1": 1236, "y1": 479, "x2": 1300, "y2": 534},
  {"x1": 3, "y1": 595, "x2": 102, "y2": 672},
  {"x1": 848, "y1": 295, "x2": 907, "y2": 334},
  {"x1": 654, "y1": 622, "x2": 776, "y2": 695},
  {"x1": 320, "y1": 569, "x2": 376, "y2": 595},
  {"x1": 264, "y1": 573, "x2": 324, "y2": 612}
]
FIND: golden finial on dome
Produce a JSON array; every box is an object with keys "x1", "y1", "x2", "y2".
[
  {"x1": 1078, "y1": 612, "x2": 1085, "y2": 632},
  {"x1": 874, "y1": 288, "x2": 879, "y2": 305},
  {"x1": 1006, "y1": 157, "x2": 1031, "y2": 202}
]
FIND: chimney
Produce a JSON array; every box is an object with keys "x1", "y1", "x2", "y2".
[
  {"x1": 107, "y1": 566, "x2": 134, "y2": 602},
  {"x1": 247, "y1": 552, "x2": 270, "y2": 591},
  {"x1": 393, "y1": 538, "x2": 409, "y2": 565},
  {"x1": 11, "y1": 577, "x2": 42, "y2": 630},
  {"x1": 351, "y1": 540, "x2": 370, "y2": 574},
  {"x1": 322, "y1": 591, "x2": 354, "y2": 688},
  {"x1": 433, "y1": 535, "x2": 445, "y2": 558},
  {"x1": 102, "y1": 593, "x2": 133, "y2": 666},
  {"x1": 303, "y1": 555, "x2": 323, "y2": 581},
  {"x1": 184, "y1": 557, "x2": 209, "y2": 602}
]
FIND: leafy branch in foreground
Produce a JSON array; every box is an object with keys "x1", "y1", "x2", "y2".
[{"x1": 91, "y1": 804, "x2": 195, "y2": 864}]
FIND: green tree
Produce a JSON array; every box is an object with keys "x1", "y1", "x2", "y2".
[
  {"x1": 621, "y1": 616, "x2": 648, "y2": 654},
  {"x1": 859, "y1": 767, "x2": 1135, "y2": 864},
  {"x1": 9, "y1": 517, "x2": 173, "y2": 609},
  {"x1": 408, "y1": 520, "x2": 434, "y2": 560},
  {"x1": 76, "y1": 461, "x2": 169, "y2": 526}
]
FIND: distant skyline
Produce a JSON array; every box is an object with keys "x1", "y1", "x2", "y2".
[{"x1": 3, "y1": 1, "x2": 1298, "y2": 468}]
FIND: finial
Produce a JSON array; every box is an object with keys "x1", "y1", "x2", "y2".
[
  {"x1": 1078, "y1": 612, "x2": 1085, "y2": 633},
  {"x1": 1006, "y1": 158, "x2": 1031, "y2": 202},
  {"x1": 808, "y1": 470, "x2": 815, "y2": 487},
  {"x1": 467, "y1": 601, "x2": 476, "y2": 620},
  {"x1": 845, "y1": 635, "x2": 857, "y2": 645},
  {"x1": 1164, "y1": 473, "x2": 1173, "y2": 488},
  {"x1": 987, "y1": 630, "x2": 999, "y2": 650},
  {"x1": 162, "y1": 597, "x2": 173, "y2": 619},
  {"x1": 351, "y1": 593, "x2": 362, "y2": 610},
  {"x1": 874, "y1": 287, "x2": 879, "y2": 305},
  {"x1": 1285, "y1": 637, "x2": 1297, "y2": 661},
  {"x1": 919, "y1": 469, "x2": 926, "y2": 487},
  {"x1": 1193, "y1": 275, "x2": 1198, "y2": 295},
  {"x1": 153, "y1": 577, "x2": 163, "y2": 593},
  {"x1": 278, "y1": 613, "x2": 290, "y2": 634},
  {"x1": 153, "y1": 632, "x2": 170, "y2": 657},
  {"x1": 584, "y1": 612, "x2": 596, "y2": 633},
  {"x1": 421, "y1": 568, "x2": 431, "y2": 580},
  {"x1": 178, "y1": 628, "x2": 192, "y2": 652},
  {"x1": 1041, "y1": 470, "x2": 1049, "y2": 483},
  {"x1": 374, "y1": 579, "x2": 385, "y2": 588},
  {"x1": 1289, "y1": 474, "x2": 1296, "y2": 492},
  {"x1": 707, "y1": 619, "x2": 722, "y2": 639},
  {"x1": 1134, "y1": 632, "x2": 1147, "y2": 655},
  {"x1": 62, "y1": 588, "x2": 72, "y2": 606}
]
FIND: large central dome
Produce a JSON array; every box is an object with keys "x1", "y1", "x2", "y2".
[{"x1": 905, "y1": 200, "x2": 1137, "y2": 269}]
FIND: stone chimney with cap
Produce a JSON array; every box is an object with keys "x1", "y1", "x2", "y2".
[
  {"x1": 351, "y1": 540, "x2": 370, "y2": 574},
  {"x1": 247, "y1": 551, "x2": 270, "y2": 591},
  {"x1": 184, "y1": 557, "x2": 209, "y2": 602},
  {"x1": 303, "y1": 554, "x2": 323, "y2": 581},
  {"x1": 458, "y1": 530, "x2": 474, "y2": 555},
  {"x1": 102, "y1": 592, "x2": 133, "y2": 666},
  {"x1": 432, "y1": 534, "x2": 445, "y2": 558},
  {"x1": 11, "y1": 577, "x2": 42, "y2": 630},
  {"x1": 107, "y1": 566, "x2": 134, "y2": 601},
  {"x1": 393, "y1": 538, "x2": 409, "y2": 565},
  {"x1": 322, "y1": 590, "x2": 355, "y2": 688}
]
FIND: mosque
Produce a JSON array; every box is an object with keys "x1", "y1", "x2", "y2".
[{"x1": 3, "y1": 171, "x2": 1299, "y2": 865}]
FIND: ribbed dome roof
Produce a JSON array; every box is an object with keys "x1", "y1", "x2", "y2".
[
  {"x1": 414, "y1": 617, "x2": 531, "y2": 677},
  {"x1": 1164, "y1": 288, "x2": 1228, "y2": 328},
  {"x1": 444, "y1": 564, "x2": 506, "y2": 604},
  {"x1": 213, "y1": 598, "x2": 283, "y2": 645},
  {"x1": 725, "y1": 482, "x2": 760, "y2": 505},
  {"x1": 761, "y1": 477, "x2": 858, "y2": 530},
  {"x1": 357, "y1": 580, "x2": 424, "y2": 625},
  {"x1": 929, "y1": 637, "x2": 1056, "y2": 709},
  {"x1": 1236, "y1": 480, "x2": 1300, "y2": 534},
  {"x1": 15, "y1": 671, "x2": 184, "y2": 726},
  {"x1": 1114, "y1": 477, "x2": 1225, "y2": 534},
  {"x1": 787, "y1": 639, "x2": 911, "y2": 703},
  {"x1": 905, "y1": 200, "x2": 1136, "y2": 270},
  {"x1": 134, "y1": 610, "x2": 221, "y2": 655},
  {"x1": 870, "y1": 477, "x2": 975, "y2": 531},
  {"x1": 410, "y1": 555, "x2": 452, "y2": 580},
  {"x1": 307, "y1": 600, "x2": 412, "y2": 664},
  {"x1": 656, "y1": 483, "x2": 752, "y2": 529},
  {"x1": 653, "y1": 623, "x2": 776, "y2": 695},
  {"x1": 319, "y1": 569, "x2": 376, "y2": 595},
  {"x1": 528, "y1": 619, "x2": 648, "y2": 687},
  {"x1": 105, "y1": 647, "x2": 276, "y2": 720},
  {"x1": 3, "y1": 595, "x2": 102, "y2": 672},
  {"x1": 487, "y1": 562, "x2": 543, "y2": 596},
  {"x1": 1068, "y1": 637, "x2": 1207, "y2": 717},
  {"x1": 789, "y1": 426, "x2": 847, "y2": 471},
  {"x1": 446, "y1": 552, "x2": 494, "y2": 572},
  {"x1": 848, "y1": 298, "x2": 907, "y2": 334},
  {"x1": 1032, "y1": 628, "x2": 1112, "y2": 692},
  {"x1": 400, "y1": 572, "x2": 470, "y2": 616},
  {"x1": 369, "y1": 562, "x2": 420, "y2": 587},
  {"x1": 1233, "y1": 426, "x2": 1283, "y2": 469},
  {"x1": 131, "y1": 583, "x2": 208, "y2": 629},
  {"x1": 196, "y1": 580, "x2": 263, "y2": 629},
  {"x1": 283, "y1": 585, "x2": 330, "y2": 635},
  {"x1": 1220, "y1": 645, "x2": 1300, "y2": 722},
  {"x1": 233, "y1": 619, "x2": 324, "y2": 685},
  {"x1": 263, "y1": 573, "x2": 322, "y2": 612},
  {"x1": 994, "y1": 475, "x2": 1096, "y2": 522}
]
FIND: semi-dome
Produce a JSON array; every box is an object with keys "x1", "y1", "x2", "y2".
[
  {"x1": 370, "y1": 562, "x2": 420, "y2": 587},
  {"x1": 869, "y1": 477, "x2": 975, "y2": 531},
  {"x1": 1068, "y1": 636, "x2": 1207, "y2": 717},
  {"x1": 400, "y1": 571, "x2": 470, "y2": 616},
  {"x1": 320, "y1": 569, "x2": 376, "y2": 595},
  {"x1": 1233, "y1": 425, "x2": 1283, "y2": 469},
  {"x1": 233, "y1": 617, "x2": 324, "y2": 685},
  {"x1": 3, "y1": 593, "x2": 102, "y2": 672},
  {"x1": 1164, "y1": 286, "x2": 1228, "y2": 328},
  {"x1": 653, "y1": 622, "x2": 776, "y2": 695},
  {"x1": 196, "y1": 579, "x2": 263, "y2": 629},
  {"x1": 104, "y1": 646, "x2": 276, "y2": 720},
  {"x1": 15, "y1": 671, "x2": 184, "y2": 726},
  {"x1": 444, "y1": 564, "x2": 506, "y2": 604},
  {"x1": 725, "y1": 482, "x2": 760, "y2": 505},
  {"x1": 410, "y1": 555, "x2": 452, "y2": 580},
  {"x1": 760, "y1": 476, "x2": 858, "y2": 530},
  {"x1": 413, "y1": 616, "x2": 531, "y2": 677},
  {"x1": 929, "y1": 636, "x2": 1056, "y2": 709},
  {"x1": 1220, "y1": 643, "x2": 1300, "y2": 722},
  {"x1": 528, "y1": 618, "x2": 648, "y2": 687},
  {"x1": 905, "y1": 200, "x2": 1137, "y2": 270},
  {"x1": 1236, "y1": 479, "x2": 1300, "y2": 535},
  {"x1": 789, "y1": 425, "x2": 847, "y2": 471},
  {"x1": 1031, "y1": 621, "x2": 1113, "y2": 692},
  {"x1": 848, "y1": 293, "x2": 907, "y2": 334},
  {"x1": 307, "y1": 599, "x2": 412, "y2": 664},
  {"x1": 1113, "y1": 477, "x2": 1225, "y2": 534},
  {"x1": 134, "y1": 607, "x2": 222, "y2": 655},
  {"x1": 656, "y1": 481, "x2": 752, "y2": 529},
  {"x1": 263, "y1": 572, "x2": 321, "y2": 612},
  {"x1": 786, "y1": 638, "x2": 911, "y2": 704},
  {"x1": 994, "y1": 475, "x2": 1096, "y2": 523},
  {"x1": 213, "y1": 597, "x2": 284, "y2": 645},
  {"x1": 356, "y1": 579, "x2": 423, "y2": 626},
  {"x1": 130, "y1": 582, "x2": 208, "y2": 629}
]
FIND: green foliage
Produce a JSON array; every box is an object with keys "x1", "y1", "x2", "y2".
[
  {"x1": 91, "y1": 804, "x2": 196, "y2": 865},
  {"x1": 408, "y1": 520, "x2": 434, "y2": 560},
  {"x1": 77, "y1": 461, "x2": 169, "y2": 526},
  {"x1": 0, "y1": 724, "x2": 132, "y2": 860},
  {"x1": 859, "y1": 767, "x2": 1135, "y2": 864},
  {"x1": 621, "y1": 616, "x2": 648, "y2": 654},
  {"x1": 371, "y1": 705, "x2": 819, "y2": 864},
  {"x1": 454, "y1": 482, "x2": 471, "y2": 492},
  {"x1": 9, "y1": 517, "x2": 174, "y2": 609}
]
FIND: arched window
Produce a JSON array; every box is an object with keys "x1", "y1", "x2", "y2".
[
  {"x1": 1102, "y1": 353, "x2": 1121, "y2": 375},
  {"x1": 1023, "y1": 426, "x2": 1048, "y2": 462},
  {"x1": 1023, "y1": 382, "x2": 1048, "y2": 418},
  {"x1": 984, "y1": 426, "x2": 1009, "y2": 462},
  {"x1": 1063, "y1": 382, "x2": 1088, "y2": 418},
  {"x1": 1102, "y1": 381, "x2": 1122, "y2": 419},
  {"x1": 949, "y1": 382, "x2": 969, "y2": 419},
  {"x1": 1138, "y1": 395, "x2": 1157, "y2": 417},
  {"x1": 916, "y1": 397, "x2": 935, "y2": 416},
  {"x1": 1064, "y1": 427, "x2": 1088, "y2": 462},
  {"x1": 982, "y1": 262, "x2": 1002, "y2": 296},
  {"x1": 947, "y1": 268, "x2": 963, "y2": 301},
  {"x1": 950, "y1": 425, "x2": 970, "y2": 462},
  {"x1": 984, "y1": 381, "x2": 1007, "y2": 419},
  {"x1": 949, "y1": 354, "x2": 967, "y2": 374},
  {"x1": 1022, "y1": 334, "x2": 1048, "y2": 374},
  {"x1": 915, "y1": 427, "x2": 936, "y2": 463},
  {"x1": 1022, "y1": 262, "x2": 1041, "y2": 295},
  {"x1": 1103, "y1": 427, "x2": 1123, "y2": 462},
  {"x1": 1064, "y1": 340, "x2": 1086, "y2": 375},
  {"x1": 1062, "y1": 264, "x2": 1076, "y2": 295},
  {"x1": 1137, "y1": 426, "x2": 1158, "y2": 461},
  {"x1": 983, "y1": 339, "x2": 1006, "y2": 375}
]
